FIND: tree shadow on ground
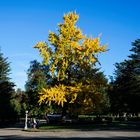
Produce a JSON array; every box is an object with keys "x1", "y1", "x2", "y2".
[
  {"x1": 0, "y1": 122, "x2": 24, "y2": 129},
  {"x1": 0, "y1": 135, "x2": 140, "y2": 140},
  {"x1": 39, "y1": 121, "x2": 140, "y2": 132},
  {"x1": 1, "y1": 122, "x2": 140, "y2": 132}
]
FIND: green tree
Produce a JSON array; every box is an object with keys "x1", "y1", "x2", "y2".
[
  {"x1": 69, "y1": 64, "x2": 110, "y2": 116},
  {"x1": 14, "y1": 88, "x2": 28, "y2": 117},
  {"x1": 25, "y1": 60, "x2": 50, "y2": 115},
  {"x1": 0, "y1": 51, "x2": 16, "y2": 122},
  {"x1": 0, "y1": 51, "x2": 11, "y2": 81},
  {"x1": 110, "y1": 39, "x2": 140, "y2": 114}
]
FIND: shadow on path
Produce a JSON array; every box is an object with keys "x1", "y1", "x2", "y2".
[
  {"x1": 1, "y1": 121, "x2": 140, "y2": 132},
  {"x1": 0, "y1": 136, "x2": 140, "y2": 140}
]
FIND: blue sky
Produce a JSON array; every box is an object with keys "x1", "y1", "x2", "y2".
[{"x1": 0, "y1": 0, "x2": 140, "y2": 90}]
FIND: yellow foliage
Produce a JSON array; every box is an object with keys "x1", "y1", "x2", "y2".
[
  {"x1": 39, "y1": 84, "x2": 81, "y2": 107},
  {"x1": 34, "y1": 12, "x2": 107, "y2": 106},
  {"x1": 34, "y1": 12, "x2": 106, "y2": 81},
  {"x1": 34, "y1": 42, "x2": 51, "y2": 65}
]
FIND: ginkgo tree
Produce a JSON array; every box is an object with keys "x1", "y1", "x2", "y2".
[{"x1": 34, "y1": 12, "x2": 107, "y2": 109}]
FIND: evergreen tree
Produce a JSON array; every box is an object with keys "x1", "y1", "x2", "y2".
[
  {"x1": 25, "y1": 60, "x2": 50, "y2": 115},
  {"x1": 0, "y1": 51, "x2": 10, "y2": 81},
  {"x1": 110, "y1": 39, "x2": 140, "y2": 114},
  {"x1": 0, "y1": 51, "x2": 15, "y2": 122}
]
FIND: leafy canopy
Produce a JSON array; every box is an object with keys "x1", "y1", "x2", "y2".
[{"x1": 34, "y1": 12, "x2": 107, "y2": 107}]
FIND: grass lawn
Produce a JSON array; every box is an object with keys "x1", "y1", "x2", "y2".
[{"x1": 39, "y1": 121, "x2": 140, "y2": 131}]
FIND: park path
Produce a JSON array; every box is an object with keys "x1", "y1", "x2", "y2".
[{"x1": 0, "y1": 126, "x2": 140, "y2": 140}]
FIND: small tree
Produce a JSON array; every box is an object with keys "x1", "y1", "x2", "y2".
[
  {"x1": 34, "y1": 12, "x2": 107, "y2": 115},
  {"x1": 25, "y1": 60, "x2": 50, "y2": 115},
  {"x1": 14, "y1": 88, "x2": 28, "y2": 117}
]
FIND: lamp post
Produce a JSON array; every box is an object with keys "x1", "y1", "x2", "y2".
[{"x1": 24, "y1": 110, "x2": 28, "y2": 130}]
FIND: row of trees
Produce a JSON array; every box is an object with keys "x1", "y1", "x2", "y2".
[{"x1": 0, "y1": 12, "x2": 140, "y2": 122}]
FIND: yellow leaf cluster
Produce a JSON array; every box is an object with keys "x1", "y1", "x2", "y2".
[
  {"x1": 34, "y1": 42, "x2": 51, "y2": 65},
  {"x1": 39, "y1": 84, "x2": 81, "y2": 107}
]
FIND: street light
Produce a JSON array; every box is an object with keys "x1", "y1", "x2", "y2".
[{"x1": 24, "y1": 110, "x2": 28, "y2": 130}]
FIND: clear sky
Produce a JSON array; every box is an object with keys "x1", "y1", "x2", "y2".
[{"x1": 0, "y1": 0, "x2": 140, "y2": 90}]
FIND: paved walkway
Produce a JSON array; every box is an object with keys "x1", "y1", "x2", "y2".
[{"x1": 0, "y1": 126, "x2": 140, "y2": 140}]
